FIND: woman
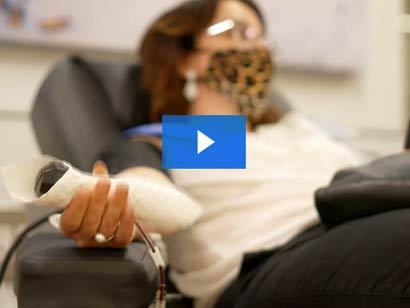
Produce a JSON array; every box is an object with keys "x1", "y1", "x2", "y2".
[{"x1": 59, "y1": 1, "x2": 362, "y2": 307}]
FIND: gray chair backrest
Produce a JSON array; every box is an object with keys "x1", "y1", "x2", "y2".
[{"x1": 30, "y1": 56, "x2": 150, "y2": 172}]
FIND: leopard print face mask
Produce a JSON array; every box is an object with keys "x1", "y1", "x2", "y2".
[{"x1": 205, "y1": 48, "x2": 274, "y2": 124}]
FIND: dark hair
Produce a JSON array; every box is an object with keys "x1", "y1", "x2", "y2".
[{"x1": 139, "y1": 0, "x2": 273, "y2": 124}]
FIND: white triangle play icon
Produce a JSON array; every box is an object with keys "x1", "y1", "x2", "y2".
[{"x1": 197, "y1": 130, "x2": 215, "y2": 154}]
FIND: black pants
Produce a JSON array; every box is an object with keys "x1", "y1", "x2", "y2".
[{"x1": 215, "y1": 209, "x2": 410, "y2": 308}]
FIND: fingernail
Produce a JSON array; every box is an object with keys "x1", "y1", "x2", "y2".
[{"x1": 94, "y1": 160, "x2": 106, "y2": 168}]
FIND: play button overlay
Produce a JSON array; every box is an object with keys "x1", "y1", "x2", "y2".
[
  {"x1": 197, "y1": 130, "x2": 215, "y2": 154},
  {"x1": 162, "y1": 115, "x2": 246, "y2": 169}
]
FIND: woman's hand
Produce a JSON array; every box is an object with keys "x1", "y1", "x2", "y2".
[{"x1": 60, "y1": 161, "x2": 136, "y2": 248}]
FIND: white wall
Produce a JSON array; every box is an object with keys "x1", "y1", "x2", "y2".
[
  {"x1": 0, "y1": 0, "x2": 407, "y2": 201},
  {"x1": 275, "y1": 0, "x2": 406, "y2": 131}
]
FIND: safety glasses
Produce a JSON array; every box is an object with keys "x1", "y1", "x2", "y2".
[{"x1": 205, "y1": 18, "x2": 265, "y2": 44}]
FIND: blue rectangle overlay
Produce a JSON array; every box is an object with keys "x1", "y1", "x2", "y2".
[{"x1": 162, "y1": 115, "x2": 246, "y2": 169}]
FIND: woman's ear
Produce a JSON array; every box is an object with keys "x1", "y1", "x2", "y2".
[{"x1": 177, "y1": 53, "x2": 194, "y2": 78}]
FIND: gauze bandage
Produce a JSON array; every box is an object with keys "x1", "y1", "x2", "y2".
[{"x1": 1, "y1": 155, "x2": 203, "y2": 234}]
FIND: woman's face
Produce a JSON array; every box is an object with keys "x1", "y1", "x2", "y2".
[{"x1": 183, "y1": 0, "x2": 266, "y2": 77}]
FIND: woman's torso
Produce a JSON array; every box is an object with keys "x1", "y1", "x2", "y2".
[{"x1": 163, "y1": 112, "x2": 361, "y2": 308}]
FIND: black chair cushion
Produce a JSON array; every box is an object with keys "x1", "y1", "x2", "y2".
[{"x1": 315, "y1": 152, "x2": 410, "y2": 227}]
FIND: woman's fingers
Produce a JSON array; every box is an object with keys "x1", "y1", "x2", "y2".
[
  {"x1": 60, "y1": 186, "x2": 91, "y2": 236},
  {"x1": 78, "y1": 178, "x2": 111, "y2": 240},
  {"x1": 111, "y1": 205, "x2": 136, "y2": 248},
  {"x1": 98, "y1": 184, "x2": 129, "y2": 240},
  {"x1": 61, "y1": 161, "x2": 136, "y2": 248}
]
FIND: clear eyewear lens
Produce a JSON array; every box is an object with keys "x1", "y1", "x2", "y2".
[{"x1": 206, "y1": 19, "x2": 263, "y2": 44}]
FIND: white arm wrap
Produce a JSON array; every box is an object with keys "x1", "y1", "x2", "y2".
[{"x1": 1, "y1": 155, "x2": 203, "y2": 234}]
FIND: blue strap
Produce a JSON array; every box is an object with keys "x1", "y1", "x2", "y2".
[{"x1": 121, "y1": 123, "x2": 162, "y2": 138}]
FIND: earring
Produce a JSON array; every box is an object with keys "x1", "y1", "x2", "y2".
[{"x1": 183, "y1": 69, "x2": 198, "y2": 102}]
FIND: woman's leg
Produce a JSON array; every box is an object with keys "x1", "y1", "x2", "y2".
[{"x1": 216, "y1": 209, "x2": 410, "y2": 308}]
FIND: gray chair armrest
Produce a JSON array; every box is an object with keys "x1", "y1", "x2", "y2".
[{"x1": 14, "y1": 230, "x2": 158, "y2": 308}]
